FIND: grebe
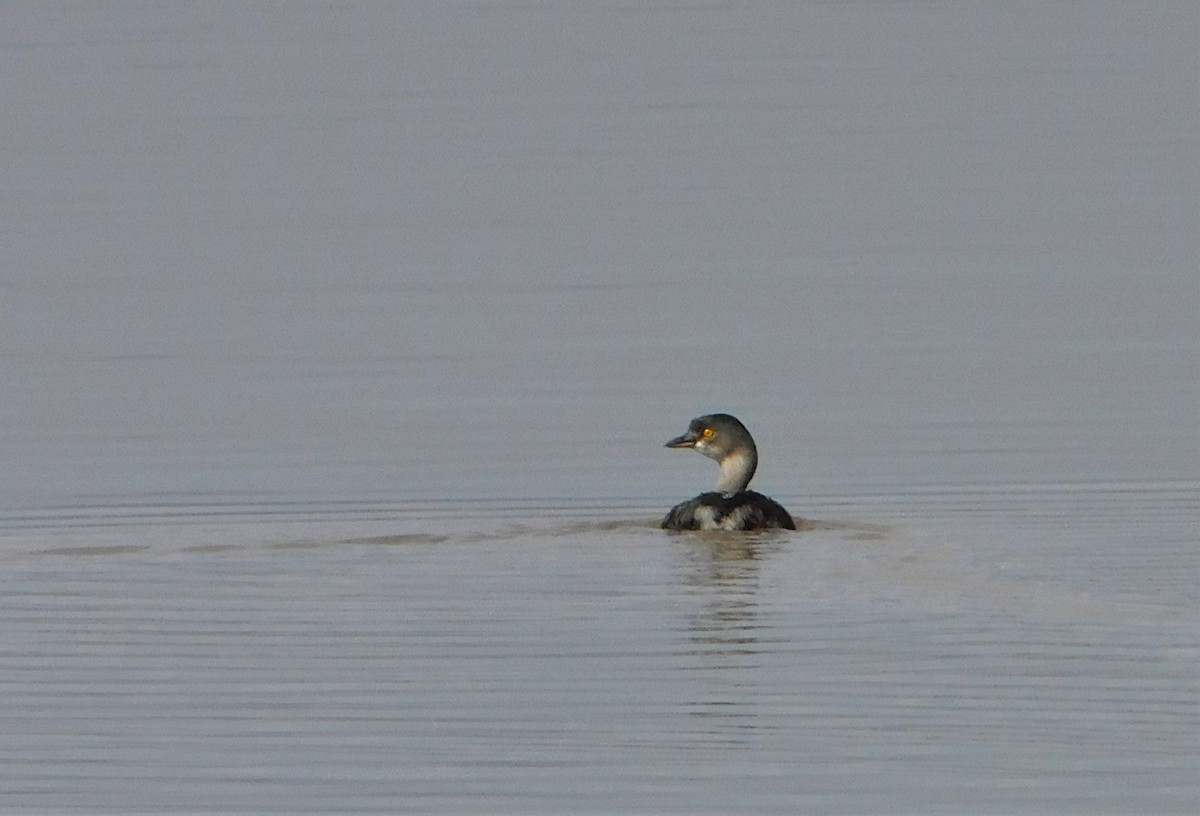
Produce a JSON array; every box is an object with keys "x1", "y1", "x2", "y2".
[{"x1": 662, "y1": 413, "x2": 796, "y2": 531}]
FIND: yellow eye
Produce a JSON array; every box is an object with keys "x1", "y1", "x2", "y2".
[{"x1": 702, "y1": 427, "x2": 715, "y2": 439}]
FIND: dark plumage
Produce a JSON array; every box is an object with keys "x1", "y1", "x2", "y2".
[{"x1": 661, "y1": 413, "x2": 796, "y2": 532}]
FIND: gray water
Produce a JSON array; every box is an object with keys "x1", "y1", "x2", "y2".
[{"x1": 2, "y1": 2, "x2": 1198, "y2": 812}]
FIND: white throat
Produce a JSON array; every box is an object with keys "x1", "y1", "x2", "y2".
[{"x1": 716, "y1": 449, "x2": 755, "y2": 496}]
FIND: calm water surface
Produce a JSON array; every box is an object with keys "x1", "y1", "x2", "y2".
[
  {"x1": 2, "y1": 491, "x2": 1197, "y2": 813},
  {"x1": 2, "y1": 2, "x2": 1197, "y2": 813}
]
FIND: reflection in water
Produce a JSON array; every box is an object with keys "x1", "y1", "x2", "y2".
[{"x1": 675, "y1": 534, "x2": 777, "y2": 741}]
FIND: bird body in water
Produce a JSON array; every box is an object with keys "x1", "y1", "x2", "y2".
[{"x1": 662, "y1": 413, "x2": 796, "y2": 531}]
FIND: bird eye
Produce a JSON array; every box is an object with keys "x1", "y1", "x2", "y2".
[{"x1": 702, "y1": 427, "x2": 715, "y2": 439}]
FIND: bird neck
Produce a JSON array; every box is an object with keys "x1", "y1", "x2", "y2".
[{"x1": 716, "y1": 448, "x2": 757, "y2": 496}]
